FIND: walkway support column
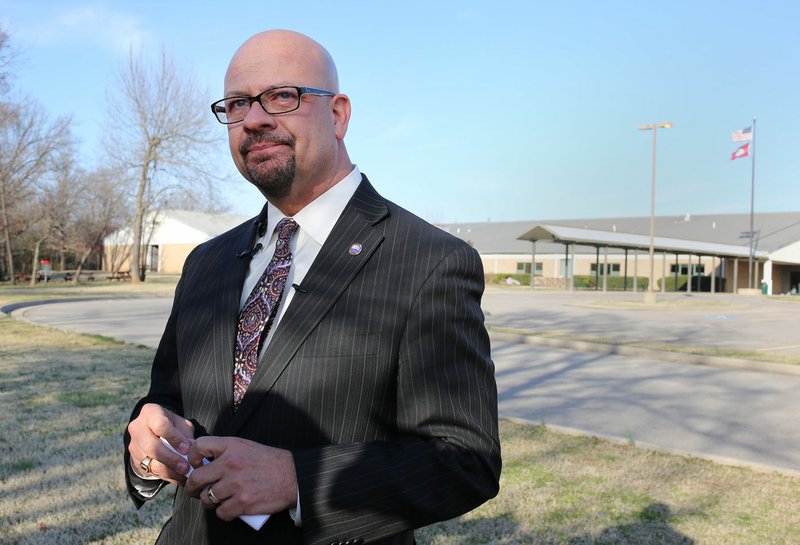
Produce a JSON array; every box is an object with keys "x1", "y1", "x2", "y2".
[
  {"x1": 570, "y1": 244, "x2": 576, "y2": 293},
  {"x1": 711, "y1": 256, "x2": 716, "y2": 294},
  {"x1": 674, "y1": 254, "x2": 679, "y2": 291},
  {"x1": 696, "y1": 255, "x2": 702, "y2": 292},
  {"x1": 565, "y1": 243, "x2": 572, "y2": 292},
  {"x1": 687, "y1": 256, "x2": 692, "y2": 294},
  {"x1": 624, "y1": 249, "x2": 629, "y2": 291},
  {"x1": 594, "y1": 247, "x2": 600, "y2": 290}
]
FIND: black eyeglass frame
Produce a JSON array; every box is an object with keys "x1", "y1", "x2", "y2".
[{"x1": 210, "y1": 86, "x2": 336, "y2": 124}]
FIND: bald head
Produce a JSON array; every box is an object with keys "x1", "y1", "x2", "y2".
[
  {"x1": 222, "y1": 30, "x2": 353, "y2": 215},
  {"x1": 226, "y1": 30, "x2": 339, "y2": 94}
]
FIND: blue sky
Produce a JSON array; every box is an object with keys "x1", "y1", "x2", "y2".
[{"x1": 2, "y1": 0, "x2": 798, "y2": 223}]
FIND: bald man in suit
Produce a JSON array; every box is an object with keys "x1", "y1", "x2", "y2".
[{"x1": 125, "y1": 30, "x2": 501, "y2": 545}]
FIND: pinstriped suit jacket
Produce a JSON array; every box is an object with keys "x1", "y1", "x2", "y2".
[{"x1": 125, "y1": 176, "x2": 501, "y2": 545}]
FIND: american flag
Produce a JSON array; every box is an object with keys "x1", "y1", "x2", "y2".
[{"x1": 731, "y1": 126, "x2": 752, "y2": 142}]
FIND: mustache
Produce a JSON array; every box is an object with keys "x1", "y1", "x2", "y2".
[{"x1": 240, "y1": 134, "x2": 294, "y2": 155}]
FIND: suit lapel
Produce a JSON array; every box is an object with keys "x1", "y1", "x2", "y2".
[
  {"x1": 210, "y1": 206, "x2": 269, "y2": 433},
  {"x1": 225, "y1": 177, "x2": 389, "y2": 435}
]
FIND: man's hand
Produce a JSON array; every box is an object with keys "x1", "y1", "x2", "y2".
[
  {"x1": 127, "y1": 403, "x2": 195, "y2": 484},
  {"x1": 184, "y1": 436, "x2": 298, "y2": 521}
]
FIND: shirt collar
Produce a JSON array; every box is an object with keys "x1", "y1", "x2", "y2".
[{"x1": 262, "y1": 166, "x2": 362, "y2": 245}]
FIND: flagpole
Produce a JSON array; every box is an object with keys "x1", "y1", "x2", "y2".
[{"x1": 749, "y1": 117, "x2": 757, "y2": 289}]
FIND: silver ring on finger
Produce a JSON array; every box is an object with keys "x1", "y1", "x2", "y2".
[
  {"x1": 139, "y1": 456, "x2": 154, "y2": 474},
  {"x1": 208, "y1": 486, "x2": 222, "y2": 507}
]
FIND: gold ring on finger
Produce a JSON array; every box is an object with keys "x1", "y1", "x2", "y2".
[
  {"x1": 139, "y1": 456, "x2": 154, "y2": 473},
  {"x1": 208, "y1": 486, "x2": 222, "y2": 507}
]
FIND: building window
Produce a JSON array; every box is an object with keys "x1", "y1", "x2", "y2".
[
  {"x1": 517, "y1": 262, "x2": 543, "y2": 276},
  {"x1": 560, "y1": 259, "x2": 573, "y2": 278},
  {"x1": 590, "y1": 263, "x2": 620, "y2": 276},
  {"x1": 671, "y1": 264, "x2": 688, "y2": 275},
  {"x1": 671, "y1": 263, "x2": 705, "y2": 275}
]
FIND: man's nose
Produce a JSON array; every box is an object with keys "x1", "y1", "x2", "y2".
[{"x1": 242, "y1": 101, "x2": 277, "y2": 131}]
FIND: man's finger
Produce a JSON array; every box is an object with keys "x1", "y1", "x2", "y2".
[
  {"x1": 154, "y1": 439, "x2": 192, "y2": 476},
  {"x1": 146, "y1": 457, "x2": 188, "y2": 484},
  {"x1": 165, "y1": 415, "x2": 195, "y2": 454},
  {"x1": 187, "y1": 435, "x2": 229, "y2": 466},
  {"x1": 142, "y1": 406, "x2": 187, "y2": 443},
  {"x1": 160, "y1": 430, "x2": 194, "y2": 457}
]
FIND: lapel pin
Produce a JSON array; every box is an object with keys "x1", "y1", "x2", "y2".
[{"x1": 349, "y1": 243, "x2": 363, "y2": 256}]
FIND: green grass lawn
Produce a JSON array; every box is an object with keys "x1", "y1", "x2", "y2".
[{"x1": 2, "y1": 304, "x2": 799, "y2": 544}]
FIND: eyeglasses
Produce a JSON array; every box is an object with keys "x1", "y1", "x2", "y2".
[{"x1": 211, "y1": 86, "x2": 335, "y2": 124}]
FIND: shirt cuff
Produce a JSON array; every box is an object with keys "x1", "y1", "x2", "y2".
[
  {"x1": 288, "y1": 487, "x2": 302, "y2": 526},
  {"x1": 129, "y1": 456, "x2": 163, "y2": 498}
]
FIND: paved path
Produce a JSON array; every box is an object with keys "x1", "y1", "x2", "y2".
[
  {"x1": 482, "y1": 288, "x2": 800, "y2": 357},
  {"x1": 9, "y1": 291, "x2": 800, "y2": 474},
  {"x1": 10, "y1": 298, "x2": 173, "y2": 348},
  {"x1": 493, "y1": 340, "x2": 800, "y2": 473}
]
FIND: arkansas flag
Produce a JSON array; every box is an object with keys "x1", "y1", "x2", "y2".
[{"x1": 731, "y1": 143, "x2": 750, "y2": 160}]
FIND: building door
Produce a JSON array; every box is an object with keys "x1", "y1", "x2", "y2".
[
  {"x1": 149, "y1": 245, "x2": 160, "y2": 272},
  {"x1": 791, "y1": 271, "x2": 800, "y2": 294}
]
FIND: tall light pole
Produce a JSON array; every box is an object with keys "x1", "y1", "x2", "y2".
[{"x1": 638, "y1": 122, "x2": 673, "y2": 303}]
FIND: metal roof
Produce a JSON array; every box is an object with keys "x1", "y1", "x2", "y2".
[
  {"x1": 518, "y1": 224, "x2": 768, "y2": 258},
  {"x1": 437, "y1": 211, "x2": 800, "y2": 256}
]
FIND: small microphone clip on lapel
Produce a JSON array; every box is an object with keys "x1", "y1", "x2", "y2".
[
  {"x1": 237, "y1": 216, "x2": 268, "y2": 260},
  {"x1": 237, "y1": 243, "x2": 263, "y2": 260}
]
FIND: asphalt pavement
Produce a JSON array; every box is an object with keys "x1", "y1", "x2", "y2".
[
  {"x1": 7, "y1": 287, "x2": 800, "y2": 474},
  {"x1": 482, "y1": 288, "x2": 800, "y2": 357}
]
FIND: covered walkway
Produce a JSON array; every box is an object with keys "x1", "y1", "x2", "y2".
[{"x1": 518, "y1": 224, "x2": 768, "y2": 293}]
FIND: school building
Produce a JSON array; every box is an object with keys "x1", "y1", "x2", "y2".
[
  {"x1": 104, "y1": 210, "x2": 800, "y2": 295},
  {"x1": 439, "y1": 211, "x2": 800, "y2": 295}
]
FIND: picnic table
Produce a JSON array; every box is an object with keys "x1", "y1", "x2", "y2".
[{"x1": 107, "y1": 271, "x2": 132, "y2": 281}]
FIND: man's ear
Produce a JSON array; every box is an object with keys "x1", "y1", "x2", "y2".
[{"x1": 330, "y1": 94, "x2": 351, "y2": 141}]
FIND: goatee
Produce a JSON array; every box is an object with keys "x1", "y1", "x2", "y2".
[
  {"x1": 240, "y1": 133, "x2": 296, "y2": 199},
  {"x1": 246, "y1": 155, "x2": 296, "y2": 199}
]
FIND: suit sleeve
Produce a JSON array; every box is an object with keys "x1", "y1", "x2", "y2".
[
  {"x1": 123, "y1": 275, "x2": 187, "y2": 508},
  {"x1": 292, "y1": 243, "x2": 502, "y2": 545}
]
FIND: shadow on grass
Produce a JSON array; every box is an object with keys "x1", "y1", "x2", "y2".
[
  {"x1": 418, "y1": 504, "x2": 693, "y2": 545},
  {"x1": 568, "y1": 504, "x2": 694, "y2": 545}
]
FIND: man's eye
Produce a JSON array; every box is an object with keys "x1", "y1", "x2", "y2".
[
  {"x1": 267, "y1": 89, "x2": 298, "y2": 104},
  {"x1": 227, "y1": 98, "x2": 250, "y2": 112}
]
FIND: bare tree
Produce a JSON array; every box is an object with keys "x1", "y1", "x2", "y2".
[
  {"x1": 104, "y1": 49, "x2": 222, "y2": 282},
  {"x1": 0, "y1": 27, "x2": 15, "y2": 98},
  {"x1": 67, "y1": 168, "x2": 128, "y2": 282},
  {"x1": 0, "y1": 100, "x2": 72, "y2": 284},
  {"x1": 24, "y1": 210, "x2": 50, "y2": 286}
]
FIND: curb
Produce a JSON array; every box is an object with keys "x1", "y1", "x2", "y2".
[
  {"x1": 502, "y1": 417, "x2": 800, "y2": 478},
  {"x1": 0, "y1": 297, "x2": 120, "y2": 316},
  {"x1": 488, "y1": 330, "x2": 800, "y2": 377}
]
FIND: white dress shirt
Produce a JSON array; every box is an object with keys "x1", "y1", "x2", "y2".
[{"x1": 242, "y1": 165, "x2": 362, "y2": 357}]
